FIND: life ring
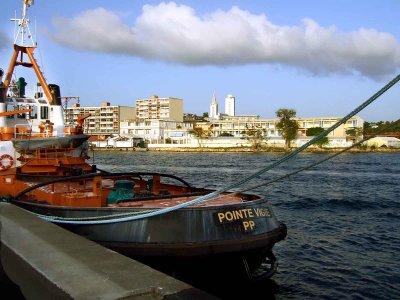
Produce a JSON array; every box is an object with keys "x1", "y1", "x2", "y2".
[{"x1": 0, "y1": 154, "x2": 14, "y2": 170}]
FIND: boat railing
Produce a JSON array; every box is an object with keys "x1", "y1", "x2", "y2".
[
  {"x1": 10, "y1": 123, "x2": 58, "y2": 139},
  {"x1": 35, "y1": 147, "x2": 75, "y2": 159},
  {"x1": 14, "y1": 123, "x2": 32, "y2": 138}
]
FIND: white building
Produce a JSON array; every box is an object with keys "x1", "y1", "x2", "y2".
[
  {"x1": 120, "y1": 119, "x2": 193, "y2": 144},
  {"x1": 365, "y1": 136, "x2": 400, "y2": 148},
  {"x1": 225, "y1": 94, "x2": 235, "y2": 116},
  {"x1": 209, "y1": 94, "x2": 219, "y2": 119}
]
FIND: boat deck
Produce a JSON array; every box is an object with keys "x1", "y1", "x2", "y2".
[
  {"x1": 112, "y1": 193, "x2": 247, "y2": 208},
  {"x1": 21, "y1": 178, "x2": 255, "y2": 208}
]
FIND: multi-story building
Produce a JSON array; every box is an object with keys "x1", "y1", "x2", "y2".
[
  {"x1": 196, "y1": 116, "x2": 364, "y2": 139},
  {"x1": 136, "y1": 95, "x2": 183, "y2": 122},
  {"x1": 225, "y1": 94, "x2": 235, "y2": 116},
  {"x1": 64, "y1": 102, "x2": 135, "y2": 135}
]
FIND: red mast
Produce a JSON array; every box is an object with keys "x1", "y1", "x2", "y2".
[{"x1": 2, "y1": 0, "x2": 54, "y2": 103}]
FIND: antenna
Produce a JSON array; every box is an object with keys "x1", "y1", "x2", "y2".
[{"x1": 11, "y1": 0, "x2": 36, "y2": 47}]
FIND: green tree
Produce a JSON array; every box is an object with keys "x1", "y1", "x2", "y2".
[
  {"x1": 346, "y1": 127, "x2": 363, "y2": 144},
  {"x1": 275, "y1": 108, "x2": 299, "y2": 149},
  {"x1": 364, "y1": 120, "x2": 400, "y2": 135},
  {"x1": 306, "y1": 127, "x2": 329, "y2": 148}
]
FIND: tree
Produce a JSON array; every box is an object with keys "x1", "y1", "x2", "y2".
[
  {"x1": 240, "y1": 126, "x2": 268, "y2": 151},
  {"x1": 275, "y1": 108, "x2": 299, "y2": 149},
  {"x1": 306, "y1": 127, "x2": 329, "y2": 148},
  {"x1": 189, "y1": 126, "x2": 211, "y2": 148},
  {"x1": 364, "y1": 120, "x2": 400, "y2": 135},
  {"x1": 346, "y1": 127, "x2": 363, "y2": 144}
]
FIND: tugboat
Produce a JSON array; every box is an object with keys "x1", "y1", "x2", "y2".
[{"x1": 0, "y1": 1, "x2": 286, "y2": 281}]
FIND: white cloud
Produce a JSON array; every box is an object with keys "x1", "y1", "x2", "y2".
[{"x1": 48, "y1": 2, "x2": 400, "y2": 79}]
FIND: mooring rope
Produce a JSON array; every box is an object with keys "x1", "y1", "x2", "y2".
[
  {"x1": 28, "y1": 208, "x2": 158, "y2": 222},
  {"x1": 38, "y1": 74, "x2": 400, "y2": 225}
]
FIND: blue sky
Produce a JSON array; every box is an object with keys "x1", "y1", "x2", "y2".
[{"x1": 0, "y1": 0, "x2": 399, "y2": 122}]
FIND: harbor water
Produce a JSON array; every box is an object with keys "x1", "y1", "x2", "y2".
[{"x1": 92, "y1": 150, "x2": 400, "y2": 300}]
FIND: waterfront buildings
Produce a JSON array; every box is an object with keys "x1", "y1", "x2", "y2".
[
  {"x1": 200, "y1": 116, "x2": 364, "y2": 139},
  {"x1": 66, "y1": 95, "x2": 365, "y2": 149},
  {"x1": 136, "y1": 95, "x2": 183, "y2": 122},
  {"x1": 189, "y1": 115, "x2": 364, "y2": 148}
]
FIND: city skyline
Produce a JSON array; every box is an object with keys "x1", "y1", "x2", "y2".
[{"x1": 0, "y1": 1, "x2": 399, "y2": 122}]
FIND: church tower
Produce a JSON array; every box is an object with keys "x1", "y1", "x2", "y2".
[{"x1": 209, "y1": 94, "x2": 218, "y2": 119}]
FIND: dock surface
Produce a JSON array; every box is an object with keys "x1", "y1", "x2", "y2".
[{"x1": 0, "y1": 203, "x2": 218, "y2": 299}]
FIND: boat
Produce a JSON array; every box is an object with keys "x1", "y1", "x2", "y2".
[{"x1": 0, "y1": 1, "x2": 286, "y2": 281}]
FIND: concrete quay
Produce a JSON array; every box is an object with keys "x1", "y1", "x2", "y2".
[{"x1": 0, "y1": 203, "x2": 218, "y2": 300}]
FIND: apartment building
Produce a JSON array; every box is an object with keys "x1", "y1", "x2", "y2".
[
  {"x1": 64, "y1": 102, "x2": 136, "y2": 135},
  {"x1": 136, "y1": 95, "x2": 183, "y2": 122}
]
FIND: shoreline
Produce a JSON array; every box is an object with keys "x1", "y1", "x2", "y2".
[{"x1": 91, "y1": 147, "x2": 400, "y2": 153}]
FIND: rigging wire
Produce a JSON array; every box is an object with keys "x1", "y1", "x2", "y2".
[
  {"x1": 233, "y1": 119, "x2": 400, "y2": 194},
  {"x1": 105, "y1": 118, "x2": 399, "y2": 208},
  {"x1": 35, "y1": 74, "x2": 400, "y2": 225}
]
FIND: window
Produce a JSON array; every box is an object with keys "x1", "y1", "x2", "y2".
[
  {"x1": 40, "y1": 106, "x2": 49, "y2": 119},
  {"x1": 29, "y1": 106, "x2": 38, "y2": 119},
  {"x1": 6, "y1": 104, "x2": 15, "y2": 118},
  {"x1": 17, "y1": 105, "x2": 26, "y2": 119}
]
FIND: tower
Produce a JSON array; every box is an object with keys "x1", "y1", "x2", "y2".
[
  {"x1": 225, "y1": 95, "x2": 235, "y2": 116},
  {"x1": 209, "y1": 94, "x2": 218, "y2": 119}
]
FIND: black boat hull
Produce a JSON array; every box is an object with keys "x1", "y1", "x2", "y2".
[{"x1": 13, "y1": 197, "x2": 287, "y2": 279}]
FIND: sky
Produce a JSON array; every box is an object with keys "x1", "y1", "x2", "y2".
[{"x1": 0, "y1": 0, "x2": 399, "y2": 122}]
